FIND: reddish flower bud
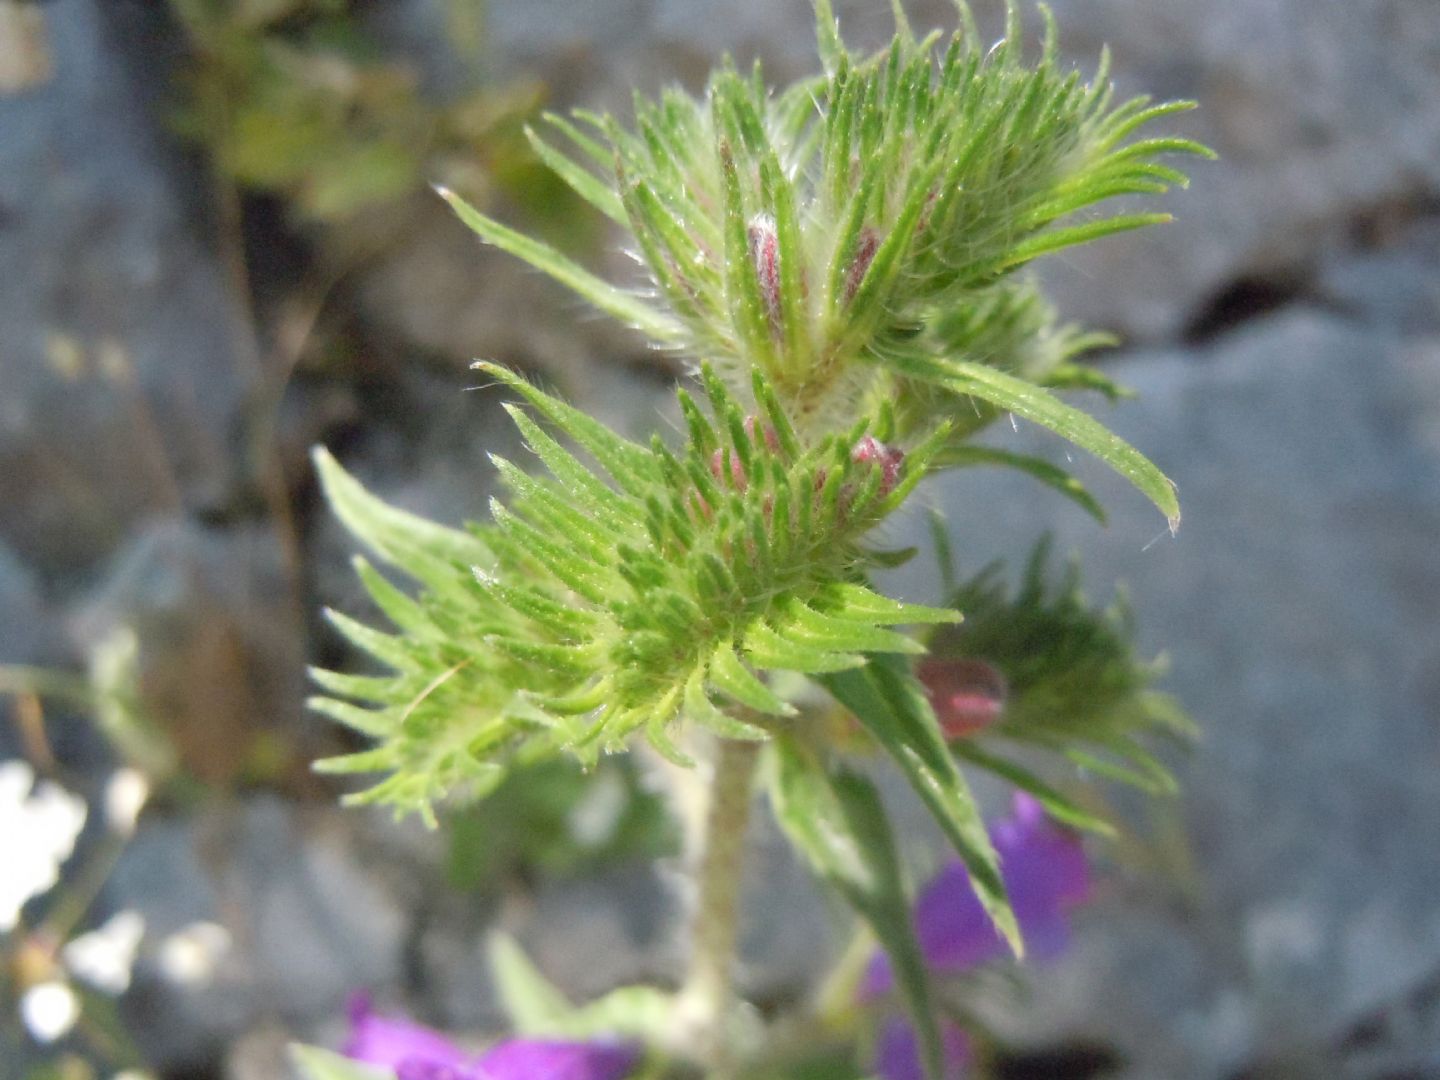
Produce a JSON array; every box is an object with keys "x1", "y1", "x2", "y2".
[
  {"x1": 842, "y1": 228, "x2": 879, "y2": 305},
  {"x1": 916, "y1": 657, "x2": 1007, "y2": 740},
  {"x1": 743, "y1": 414, "x2": 781, "y2": 454},
  {"x1": 709, "y1": 448, "x2": 747, "y2": 492},
  {"x1": 850, "y1": 435, "x2": 905, "y2": 496},
  {"x1": 747, "y1": 214, "x2": 782, "y2": 335}
]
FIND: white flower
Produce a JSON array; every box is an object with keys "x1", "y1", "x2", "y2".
[
  {"x1": 20, "y1": 980, "x2": 80, "y2": 1043},
  {"x1": 104, "y1": 768, "x2": 150, "y2": 838},
  {"x1": 157, "y1": 921, "x2": 231, "y2": 986},
  {"x1": 0, "y1": 760, "x2": 88, "y2": 933},
  {"x1": 62, "y1": 910, "x2": 146, "y2": 994}
]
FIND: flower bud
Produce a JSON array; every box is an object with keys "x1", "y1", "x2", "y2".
[
  {"x1": 748, "y1": 214, "x2": 782, "y2": 335},
  {"x1": 709, "y1": 448, "x2": 748, "y2": 491},
  {"x1": 743, "y1": 414, "x2": 781, "y2": 454},
  {"x1": 916, "y1": 656, "x2": 1007, "y2": 739},
  {"x1": 842, "y1": 228, "x2": 879, "y2": 305},
  {"x1": 850, "y1": 435, "x2": 905, "y2": 497}
]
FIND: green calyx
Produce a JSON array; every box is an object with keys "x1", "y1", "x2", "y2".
[
  {"x1": 443, "y1": 0, "x2": 1210, "y2": 527},
  {"x1": 311, "y1": 365, "x2": 959, "y2": 822}
]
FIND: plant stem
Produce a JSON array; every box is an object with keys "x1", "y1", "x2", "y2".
[{"x1": 677, "y1": 736, "x2": 761, "y2": 1077}]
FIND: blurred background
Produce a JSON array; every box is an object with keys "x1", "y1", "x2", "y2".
[{"x1": 1, "y1": 0, "x2": 1437, "y2": 1077}]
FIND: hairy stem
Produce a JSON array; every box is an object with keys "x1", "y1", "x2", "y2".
[{"x1": 678, "y1": 736, "x2": 761, "y2": 1077}]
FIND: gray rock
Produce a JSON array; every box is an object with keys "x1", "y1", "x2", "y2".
[
  {"x1": 515, "y1": 861, "x2": 678, "y2": 1003},
  {"x1": 736, "y1": 808, "x2": 838, "y2": 1006},
  {"x1": 1032, "y1": 0, "x2": 1440, "y2": 340},
  {"x1": 68, "y1": 517, "x2": 306, "y2": 786},
  {"x1": 0, "y1": 537, "x2": 61, "y2": 666},
  {"x1": 1316, "y1": 216, "x2": 1440, "y2": 336},
  {"x1": 107, "y1": 798, "x2": 413, "y2": 1070},
  {"x1": 307, "y1": 365, "x2": 522, "y2": 623},
  {"x1": 0, "y1": 0, "x2": 256, "y2": 581},
  {"x1": 877, "y1": 305, "x2": 1440, "y2": 1077},
  {"x1": 338, "y1": 193, "x2": 652, "y2": 391}
]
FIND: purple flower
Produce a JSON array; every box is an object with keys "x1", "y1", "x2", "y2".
[
  {"x1": 344, "y1": 993, "x2": 472, "y2": 1072},
  {"x1": 863, "y1": 793, "x2": 1091, "y2": 996},
  {"x1": 873, "y1": 1015, "x2": 970, "y2": 1080},
  {"x1": 343, "y1": 992, "x2": 639, "y2": 1080},
  {"x1": 471, "y1": 1039, "x2": 639, "y2": 1080}
]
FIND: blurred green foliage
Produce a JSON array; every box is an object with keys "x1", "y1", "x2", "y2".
[
  {"x1": 933, "y1": 538, "x2": 1196, "y2": 824},
  {"x1": 444, "y1": 759, "x2": 677, "y2": 892},
  {"x1": 168, "y1": 0, "x2": 589, "y2": 241}
]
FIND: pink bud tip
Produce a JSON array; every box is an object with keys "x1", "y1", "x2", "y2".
[
  {"x1": 916, "y1": 657, "x2": 1007, "y2": 740},
  {"x1": 843, "y1": 228, "x2": 879, "y2": 304},
  {"x1": 709, "y1": 448, "x2": 747, "y2": 491},
  {"x1": 747, "y1": 215, "x2": 782, "y2": 334},
  {"x1": 850, "y1": 435, "x2": 905, "y2": 496},
  {"x1": 743, "y1": 414, "x2": 781, "y2": 453}
]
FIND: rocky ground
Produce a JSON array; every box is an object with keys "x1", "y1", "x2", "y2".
[{"x1": 2, "y1": 0, "x2": 1438, "y2": 1077}]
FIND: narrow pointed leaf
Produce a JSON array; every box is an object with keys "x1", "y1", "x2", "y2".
[
  {"x1": 438, "y1": 186, "x2": 684, "y2": 343},
  {"x1": 889, "y1": 352, "x2": 1179, "y2": 530},
  {"x1": 999, "y1": 213, "x2": 1172, "y2": 269},
  {"x1": 324, "y1": 609, "x2": 422, "y2": 674},
  {"x1": 488, "y1": 933, "x2": 574, "y2": 1034},
  {"x1": 685, "y1": 671, "x2": 769, "y2": 740},
  {"x1": 290, "y1": 1046, "x2": 391, "y2": 1080},
  {"x1": 779, "y1": 602, "x2": 927, "y2": 654},
  {"x1": 524, "y1": 127, "x2": 627, "y2": 223},
  {"x1": 935, "y1": 445, "x2": 1108, "y2": 524},
  {"x1": 478, "y1": 362, "x2": 660, "y2": 498},
  {"x1": 826, "y1": 584, "x2": 963, "y2": 626},
  {"x1": 312, "y1": 447, "x2": 493, "y2": 584},
  {"x1": 745, "y1": 621, "x2": 863, "y2": 673},
  {"x1": 769, "y1": 739, "x2": 944, "y2": 1080},
  {"x1": 709, "y1": 642, "x2": 796, "y2": 716},
  {"x1": 307, "y1": 695, "x2": 395, "y2": 738},
  {"x1": 819, "y1": 654, "x2": 1022, "y2": 956},
  {"x1": 951, "y1": 742, "x2": 1116, "y2": 837}
]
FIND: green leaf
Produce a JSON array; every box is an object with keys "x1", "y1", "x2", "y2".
[
  {"x1": 814, "y1": 0, "x2": 846, "y2": 73},
  {"x1": 528, "y1": 984, "x2": 675, "y2": 1044},
  {"x1": 999, "y1": 213, "x2": 1173, "y2": 270},
  {"x1": 769, "y1": 738, "x2": 943, "y2": 1080},
  {"x1": 685, "y1": 670, "x2": 769, "y2": 740},
  {"x1": 312, "y1": 446, "x2": 494, "y2": 592},
  {"x1": 778, "y1": 601, "x2": 926, "y2": 655},
  {"x1": 709, "y1": 642, "x2": 797, "y2": 716},
  {"x1": 950, "y1": 742, "x2": 1116, "y2": 837},
  {"x1": 935, "y1": 445, "x2": 1108, "y2": 524},
  {"x1": 889, "y1": 351, "x2": 1179, "y2": 530},
  {"x1": 489, "y1": 932, "x2": 574, "y2": 1033},
  {"x1": 524, "y1": 126, "x2": 627, "y2": 223},
  {"x1": 745, "y1": 621, "x2": 863, "y2": 673},
  {"x1": 825, "y1": 584, "x2": 962, "y2": 626},
  {"x1": 437, "y1": 186, "x2": 684, "y2": 344},
  {"x1": 818, "y1": 655, "x2": 1022, "y2": 957},
  {"x1": 1043, "y1": 361, "x2": 1133, "y2": 401},
  {"x1": 290, "y1": 1045, "x2": 393, "y2": 1080},
  {"x1": 477, "y1": 362, "x2": 660, "y2": 498}
]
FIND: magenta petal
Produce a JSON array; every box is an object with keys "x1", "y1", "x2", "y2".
[
  {"x1": 474, "y1": 1038, "x2": 639, "y2": 1080},
  {"x1": 863, "y1": 793, "x2": 1091, "y2": 996},
  {"x1": 396, "y1": 1062, "x2": 481, "y2": 1080},
  {"x1": 343, "y1": 993, "x2": 472, "y2": 1072},
  {"x1": 874, "y1": 1016, "x2": 970, "y2": 1080}
]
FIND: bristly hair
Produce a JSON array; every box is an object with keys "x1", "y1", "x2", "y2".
[
  {"x1": 442, "y1": 0, "x2": 1210, "y2": 527},
  {"x1": 310, "y1": 3, "x2": 1207, "y2": 1019}
]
